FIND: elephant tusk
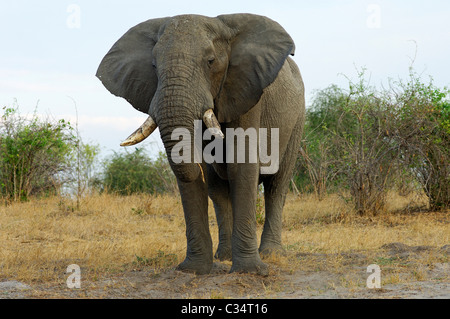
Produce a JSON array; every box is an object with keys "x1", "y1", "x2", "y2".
[
  {"x1": 120, "y1": 115, "x2": 157, "y2": 146},
  {"x1": 197, "y1": 163, "x2": 205, "y2": 183},
  {"x1": 203, "y1": 109, "x2": 224, "y2": 139}
]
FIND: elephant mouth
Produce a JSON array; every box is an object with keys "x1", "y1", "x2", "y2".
[{"x1": 119, "y1": 108, "x2": 224, "y2": 147}]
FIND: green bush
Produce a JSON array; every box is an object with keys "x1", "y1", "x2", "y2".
[
  {"x1": 295, "y1": 67, "x2": 449, "y2": 213},
  {"x1": 102, "y1": 149, "x2": 177, "y2": 195},
  {"x1": 388, "y1": 70, "x2": 449, "y2": 210},
  {"x1": 0, "y1": 106, "x2": 76, "y2": 201},
  {"x1": 294, "y1": 85, "x2": 349, "y2": 198}
]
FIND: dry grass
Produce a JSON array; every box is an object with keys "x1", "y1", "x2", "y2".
[
  {"x1": 282, "y1": 192, "x2": 445, "y2": 253},
  {"x1": 0, "y1": 191, "x2": 448, "y2": 287},
  {"x1": 0, "y1": 194, "x2": 189, "y2": 282}
]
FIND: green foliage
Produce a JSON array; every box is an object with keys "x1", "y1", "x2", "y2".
[
  {"x1": 0, "y1": 105, "x2": 177, "y2": 201},
  {"x1": 67, "y1": 140, "x2": 102, "y2": 197},
  {"x1": 334, "y1": 71, "x2": 399, "y2": 214},
  {"x1": 296, "y1": 67, "x2": 449, "y2": 213},
  {"x1": 389, "y1": 69, "x2": 449, "y2": 210},
  {"x1": 294, "y1": 85, "x2": 349, "y2": 198},
  {"x1": 256, "y1": 184, "x2": 265, "y2": 225},
  {"x1": 102, "y1": 149, "x2": 177, "y2": 195},
  {"x1": 0, "y1": 106, "x2": 76, "y2": 201}
]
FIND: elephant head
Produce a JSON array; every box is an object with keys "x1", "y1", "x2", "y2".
[{"x1": 96, "y1": 14, "x2": 295, "y2": 182}]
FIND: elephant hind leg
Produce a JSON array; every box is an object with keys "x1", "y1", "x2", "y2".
[
  {"x1": 207, "y1": 165, "x2": 232, "y2": 261},
  {"x1": 260, "y1": 119, "x2": 304, "y2": 257},
  {"x1": 260, "y1": 175, "x2": 289, "y2": 257}
]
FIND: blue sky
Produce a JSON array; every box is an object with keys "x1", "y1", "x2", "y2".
[{"x1": 1, "y1": 0, "x2": 449, "y2": 157}]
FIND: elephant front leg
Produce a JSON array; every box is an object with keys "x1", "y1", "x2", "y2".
[
  {"x1": 229, "y1": 163, "x2": 268, "y2": 276},
  {"x1": 176, "y1": 166, "x2": 213, "y2": 275}
]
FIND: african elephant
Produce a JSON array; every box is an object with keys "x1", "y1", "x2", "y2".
[{"x1": 96, "y1": 14, "x2": 305, "y2": 275}]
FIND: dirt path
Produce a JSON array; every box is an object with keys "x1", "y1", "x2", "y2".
[{"x1": 2, "y1": 244, "x2": 448, "y2": 299}]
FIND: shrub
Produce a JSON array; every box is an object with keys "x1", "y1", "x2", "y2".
[
  {"x1": 333, "y1": 72, "x2": 399, "y2": 214},
  {"x1": 296, "y1": 67, "x2": 449, "y2": 213},
  {"x1": 295, "y1": 85, "x2": 348, "y2": 199},
  {"x1": 387, "y1": 70, "x2": 449, "y2": 210},
  {"x1": 0, "y1": 106, "x2": 76, "y2": 201},
  {"x1": 102, "y1": 149, "x2": 177, "y2": 195}
]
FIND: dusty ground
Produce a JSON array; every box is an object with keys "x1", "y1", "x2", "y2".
[
  {"x1": 1, "y1": 193, "x2": 448, "y2": 299},
  {"x1": 2, "y1": 243, "x2": 448, "y2": 299}
]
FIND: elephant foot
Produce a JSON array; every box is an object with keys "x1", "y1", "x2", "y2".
[
  {"x1": 214, "y1": 244, "x2": 232, "y2": 261},
  {"x1": 259, "y1": 243, "x2": 286, "y2": 258},
  {"x1": 176, "y1": 257, "x2": 213, "y2": 275},
  {"x1": 230, "y1": 256, "x2": 269, "y2": 276}
]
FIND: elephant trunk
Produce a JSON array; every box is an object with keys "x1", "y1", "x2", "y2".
[
  {"x1": 153, "y1": 80, "x2": 210, "y2": 183},
  {"x1": 158, "y1": 107, "x2": 201, "y2": 183},
  {"x1": 119, "y1": 107, "x2": 223, "y2": 183}
]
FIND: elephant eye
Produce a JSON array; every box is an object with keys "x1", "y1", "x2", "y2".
[
  {"x1": 152, "y1": 60, "x2": 157, "y2": 69},
  {"x1": 207, "y1": 57, "x2": 215, "y2": 67}
]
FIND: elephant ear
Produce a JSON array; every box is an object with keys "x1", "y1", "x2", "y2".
[
  {"x1": 216, "y1": 14, "x2": 295, "y2": 123},
  {"x1": 96, "y1": 17, "x2": 169, "y2": 114}
]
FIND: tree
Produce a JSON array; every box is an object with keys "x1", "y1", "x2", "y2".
[
  {"x1": 297, "y1": 70, "x2": 400, "y2": 214},
  {"x1": 295, "y1": 67, "x2": 449, "y2": 213},
  {"x1": 387, "y1": 70, "x2": 449, "y2": 210},
  {"x1": 332, "y1": 73, "x2": 399, "y2": 215},
  {"x1": 64, "y1": 141, "x2": 101, "y2": 199},
  {"x1": 0, "y1": 106, "x2": 76, "y2": 202},
  {"x1": 295, "y1": 85, "x2": 349, "y2": 199}
]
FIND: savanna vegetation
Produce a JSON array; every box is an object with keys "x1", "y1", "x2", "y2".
[
  {"x1": 0, "y1": 104, "x2": 177, "y2": 204},
  {"x1": 1, "y1": 68, "x2": 448, "y2": 213},
  {"x1": 293, "y1": 68, "x2": 449, "y2": 214},
  {"x1": 0, "y1": 67, "x2": 448, "y2": 297}
]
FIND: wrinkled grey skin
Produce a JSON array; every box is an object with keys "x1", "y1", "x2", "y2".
[{"x1": 96, "y1": 14, "x2": 305, "y2": 275}]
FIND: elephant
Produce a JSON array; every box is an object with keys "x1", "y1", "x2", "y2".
[{"x1": 96, "y1": 13, "x2": 305, "y2": 275}]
